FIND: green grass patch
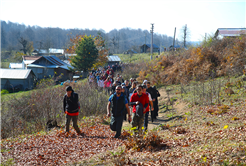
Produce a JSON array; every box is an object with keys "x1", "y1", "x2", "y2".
[
  {"x1": 116, "y1": 53, "x2": 159, "y2": 63},
  {"x1": 1, "y1": 62, "x2": 10, "y2": 68}
]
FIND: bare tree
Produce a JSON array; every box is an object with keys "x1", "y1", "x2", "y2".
[
  {"x1": 180, "y1": 24, "x2": 191, "y2": 48},
  {"x1": 18, "y1": 37, "x2": 28, "y2": 54}
]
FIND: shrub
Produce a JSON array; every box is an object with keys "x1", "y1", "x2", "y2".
[
  {"x1": 1, "y1": 89, "x2": 9, "y2": 94},
  {"x1": 123, "y1": 130, "x2": 169, "y2": 152},
  {"x1": 137, "y1": 35, "x2": 246, "y2": 85},
  {"x1": 1, "y1": 80, "x2": 108, "y2": 139}
]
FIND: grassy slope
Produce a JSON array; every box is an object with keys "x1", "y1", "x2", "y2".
[
  {"x1": 116, "y1": 53, "x2": 160, "y2": 63},
  {"x1": 1, "y1": 51, "x2": 246, "y2": 165},
  {"x1": 80, "y1": 76, "x2": 246, "y2": 165}
]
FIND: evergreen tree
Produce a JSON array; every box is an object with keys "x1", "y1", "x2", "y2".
[{"x1": 71, "y1": 35, "x2": 98, "y2": 72}]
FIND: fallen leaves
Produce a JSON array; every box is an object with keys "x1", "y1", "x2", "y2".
[{"x1": 1, "y1": 119, "x2": 123, "y2": 165}]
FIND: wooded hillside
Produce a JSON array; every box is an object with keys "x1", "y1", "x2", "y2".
[{"x1": 1, "y1": 21, "x2": 186, "y2": 56}]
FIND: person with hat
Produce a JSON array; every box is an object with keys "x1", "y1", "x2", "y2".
[
  {"x1": 63, "y1": 86, "x2": 84, "y2": 136},
  {"x1": 143, "y1": 80, "x2": 148, "y2": 85}
]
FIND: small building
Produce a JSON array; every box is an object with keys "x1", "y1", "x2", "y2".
[
  {"x1": 107, "y1": 55, "x2": 121, "y2": 66},
  {"x1": 0, "y1": 69, "x2": 36, "y2": 91},
  {"x1": 169, "y1": 45, "x2": 181, "y2": 51},
  {"x1": 27, "y1": 55, "x2": 73, "y2": 81},
  {"x1": 140, "y1": 44, "x2": 159, "y2": 53},
  {"x1": 32, "y1": 48, "x2": 64, "y2": 56},
  {"x1": 124, "y1": 49, "x2": 138, "y2": 54},
  {"x1": 9, "y1": 63, "x2": 22, "y2": 69},
  {"x1": 214, "y1": 28, "x2": 246, "y2": 39},
  {"x1": 22, "y1": 56, "x2": 42, "y2": 69}
]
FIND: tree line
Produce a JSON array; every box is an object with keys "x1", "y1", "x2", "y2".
[{"x1": 1, "y1": 20, "x2": 184, "y2": 59}]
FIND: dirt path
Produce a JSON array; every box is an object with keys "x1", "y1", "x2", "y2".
[{"x1": 123, "y1": 87, "x2": 187, "y2": 130}]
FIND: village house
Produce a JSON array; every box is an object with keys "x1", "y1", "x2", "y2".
[
  {"x1": 0, "y1": 69, "x2": 36, "y2": 91},
  {"x1": 107, "y1": 55, "x2": 121, "y2": 66},
  {"x1": 214, "y1": 28, "x2": 246, "y2": 39},
  {"x1": 9, "y1": 63, "x2": 22, "y2": 69},
  {"x1": 8, "y1": 56, "x2": 42, "y2": 69},
  {"x1": 140, "y1": 44, "x2": 160, "y2": 53},
  {"x1": 32, "y1": 48, "x2": 64, "y2": 56},
  {"x1": 27, "y1": 55, "x2": 73, "y2": 81}
]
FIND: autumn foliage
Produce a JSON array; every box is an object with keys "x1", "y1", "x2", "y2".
[
  {"x1": 66, "y1": 33, "x2": 108, "y2": 71},
  {"x1": 138, "y1": 35, "x2": 246, "y2": 85}
]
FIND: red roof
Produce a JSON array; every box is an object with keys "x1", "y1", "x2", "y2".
[
  {"x1": 216, "y1": 28, "x2": 246, "y2": 37},
  {"x1": 23, "y1": 56, "x2": 42, "y2": 61}
]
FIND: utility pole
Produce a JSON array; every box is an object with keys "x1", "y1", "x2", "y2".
[
  {"x1": 173, "y1": 27, "x2": 176, "y2": 51},
  {"x1": 205, "y1": 33, "x2": 207, "y2": 43},
  {"x1": 145, "y1": 33, "x2": 146, "y2": 53},
  {"x1": 150, "y1": 23, "x2": 154, "y2": 59},
  {"x1": 184, "y1": 24, "x2": 187, "y2": 48},
  {"x1": 117, "y1": 32, "x2": 120, "y2": 54}
]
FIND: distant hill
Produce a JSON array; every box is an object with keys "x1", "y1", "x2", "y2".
[{"x1": 1, "y1": 21, "x2": 199, "y2": 55}]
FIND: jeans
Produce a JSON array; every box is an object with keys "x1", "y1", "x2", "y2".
[
  {"x1": 110, "y1": 115, "x2": 124, "y2": 138},
  {"x1": 65, "y1": 115, "x2": 81, "y2": 134}
]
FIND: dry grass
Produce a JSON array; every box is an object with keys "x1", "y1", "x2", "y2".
[{"x1": 1, "y1": 78, "x2": 108, "y2": 139}]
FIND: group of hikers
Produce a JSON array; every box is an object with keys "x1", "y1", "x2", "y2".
[{"x1": 63, "y1": 64, "x2": 160, "y2": 138}]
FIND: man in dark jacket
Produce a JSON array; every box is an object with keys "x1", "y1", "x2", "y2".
[
  {"x1": 63, "y1": 86, "x2": 84, "y2": 136},
  {"x1": 146, "y1": 81, "x2": 158, "y2": 121},
  {"x1": 107, "y1": 85, "x2": 131, "y2": 138}
]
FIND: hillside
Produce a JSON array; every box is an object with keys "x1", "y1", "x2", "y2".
[
  {"x1": 1, "y1": 35, "x2": 246, "y2": 165},
  {"x1": 138, "y1": 35, "x2": 246, "y2": 85},
  {"x1": 1, "y1": 21, "x2": 184, "y2": 58},
  {"x1": 1, "y1": 81, "x2": 246, "y2": 165}
]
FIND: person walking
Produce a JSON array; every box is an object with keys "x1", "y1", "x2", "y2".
[
  {"x1": 153, "y1": 85, "x2": 161, "y2": 117},
  {"x1": 107, "y1": 85, "x2": 132, "y2": 138},
  {"x1": 130, "y1": 85, "x2": 149, "y2": 134},
  {"x1": 129, "y1": 81, "x2": 137, "y2": 101},
  {"x1": 142, "y1": 85, "x2": 154, "y2": 131},
  {"x1": 104, "y1": 77, "x2": 112, "y2": 95},
  {"x1": 63, "y1": 86, "x2": 84, "y2": 136},
  {"x1": 146, "y1": 81, "x2": 158, "y2": 121},
  {"x1": 97, "y1": 76, "x2": 104, "y2": 92}
]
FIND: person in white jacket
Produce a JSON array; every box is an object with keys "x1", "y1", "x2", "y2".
[{"x1": 98, "y1": 77, "x2": 104, "y2": 92}]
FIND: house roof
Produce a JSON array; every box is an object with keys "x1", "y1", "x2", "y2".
[
  {"x1": 23, "y1": 60, "x2": 36, "y2": 65},
  {"x1": 0, "y1": 69, "x2": 33, "y2": 79},
  {"x1": 215, "y1": 28, "x2": 246, "y2": 37},
  {"x1": 38, "y1": 48, "x2": 64, "y2": 54},
  {"x1": 9, "y1": 63, "x2": 22, "y2": 69},
  {"x1": 23, "y1": 56, "x2": 42, "y2": 61},
  {"x1": 28, "y1": 55, "x2": 73, "y2": 70},
  {"x1": 107, "y1": 55, "x2": 121, "y2": 62},
  {"x1": 27, "y1": 64, "x2": 60, "y2": 68},
  {"x1": 142, "y1": 44, "x2": 159, "y2": 49}
]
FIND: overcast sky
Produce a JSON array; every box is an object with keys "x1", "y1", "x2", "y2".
[{"x1": 0, "y1": 0, "x2": 245, "y2": 41}]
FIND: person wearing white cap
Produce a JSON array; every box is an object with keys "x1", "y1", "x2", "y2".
[{"x1": 143, "y1": 80, "x2": 148, "y2": 85}]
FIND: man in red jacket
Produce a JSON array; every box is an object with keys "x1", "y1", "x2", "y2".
[{"x1": 130, "y1": 85, "x2": 149, "y2": 134}]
